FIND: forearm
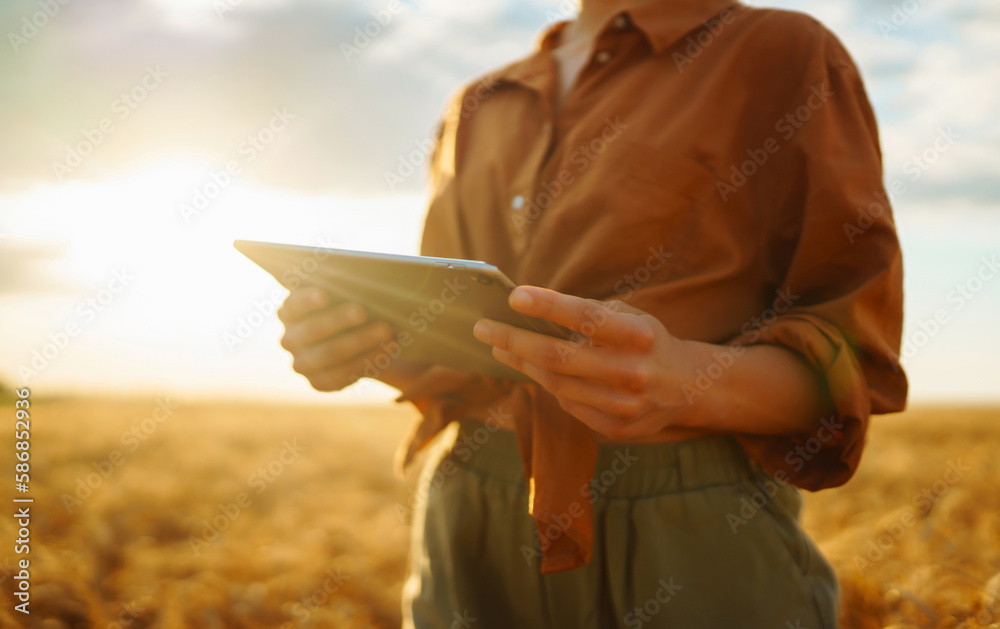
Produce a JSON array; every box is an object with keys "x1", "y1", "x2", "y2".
[{"x1": 675, "y1": 340, "x2": 833, "y2": 436}]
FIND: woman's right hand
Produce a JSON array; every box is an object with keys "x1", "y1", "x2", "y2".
[{"x1": 278, "y1": 287, "x2": 424, "y2": 392}]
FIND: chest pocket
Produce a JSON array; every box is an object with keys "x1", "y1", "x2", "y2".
[{"x1": 604, "y1": 139, "x2": 720, "y2": 274}]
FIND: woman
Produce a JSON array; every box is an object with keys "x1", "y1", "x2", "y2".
[{"x1": 278, "y1": 0, "x2": 907, "y2": 626}]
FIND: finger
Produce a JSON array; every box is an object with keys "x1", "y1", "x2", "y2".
[
  {"x1": 277, "y1": 287, "x2": 331, "y2": 324},
  {"x1": 509, "y1": 286, "x2": 655, "y2": 349},
  {"x1": 555, "y1": 397, "x2": 638, "y2": 442},
  {"x1": 281, "y1": 302, "x2": 367, "y2": 351},
  {"x1": 291, "y1": 321, "x2": 393, "y2": 375},
  {"x1": 304, "y1": 347, "x2": 389, "y2": 392},
  {"x1": 490, "y1": 346, "x2": 651, "y2": 415},
  {"x1": 475, "y1": 319, "x2": 650, "y2": 390}
]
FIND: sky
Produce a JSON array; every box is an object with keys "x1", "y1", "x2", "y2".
[{"x1": 0, "y1": 0, "x2": 997, "y2": 404}]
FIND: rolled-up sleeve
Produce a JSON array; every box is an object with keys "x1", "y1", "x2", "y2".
[{"x1": 728, "y1": 28, "x2": 908, "y2": 490}]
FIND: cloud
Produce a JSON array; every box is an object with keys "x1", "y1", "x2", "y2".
[
  {"x1": 0, "y1": 0, "x2": 996, "y2": 208},
  {"x1": 0, "y1": 0, "x2": 551, "y2": 195}
]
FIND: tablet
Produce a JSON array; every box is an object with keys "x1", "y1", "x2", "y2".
[{"x1": 233, "y1": 240, "x2": 578, "y2": 382}]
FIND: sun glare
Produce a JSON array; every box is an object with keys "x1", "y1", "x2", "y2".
[
  {"x1": 0, "y1": 158, "x2": 426, "y2": 398},
  {"x1": 0, "y1": 158, "x2": 996, "y2": 403}
]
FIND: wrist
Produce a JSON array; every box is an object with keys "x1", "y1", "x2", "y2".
[
  {"x1": 662, "y1": 339, "x2": 730, "y2": 430},
  {"x1": 375, "y1": 359, "x2": 431, "y2": 392}
]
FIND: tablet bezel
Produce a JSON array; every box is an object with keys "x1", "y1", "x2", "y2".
[{"x1": 234, "y1": 239, "x2": 580, "y2": 382}]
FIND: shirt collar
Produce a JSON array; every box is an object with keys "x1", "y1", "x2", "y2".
[
  {"x1": 486, "y1": 0, "x2": 742, "y2": 90},
  {"x1": 620, "y1": 0, "x2": 742, "y2": 54}
]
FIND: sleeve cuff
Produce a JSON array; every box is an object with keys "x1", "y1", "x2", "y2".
[{"x1": 728, "y1": 313, "x2": 873, "y2": 490}]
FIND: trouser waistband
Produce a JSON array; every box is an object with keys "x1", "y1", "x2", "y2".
[{"x1": 451, "y1": 417, "x2": 759, "y2": 499}]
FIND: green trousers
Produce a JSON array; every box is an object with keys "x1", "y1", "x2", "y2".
[{"x1": 402, "y1": 418, "x2": 839, "y2": 628}]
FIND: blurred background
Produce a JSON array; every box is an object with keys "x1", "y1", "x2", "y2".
[
  {"x1": 0, "y1": 0, "x2": 997, "y2": 627},
  {"x1": 0, "y1": 0, "x2": 997, "y2": 402}
]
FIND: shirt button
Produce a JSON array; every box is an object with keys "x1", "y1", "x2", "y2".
[
  {"x1": 511, "y1": 195, "x2": 525, "y2": 210},
  {"x1": 613, "y1": 14, "x2": 629, "y2": 30},
  {"x1": 594, "y1": 50, "x2": 613, "y2": 64}
]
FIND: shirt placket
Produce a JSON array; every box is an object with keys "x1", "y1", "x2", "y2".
[
  {"x1": 505, "y1": 13, "x2": 633, "y2": 263},
  {"x1": 507, "y1": 117, "x2": 554, "y2": 260}
]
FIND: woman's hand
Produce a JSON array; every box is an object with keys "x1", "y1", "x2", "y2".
[
  {"x1": 278, "y1": 287, "x2": 429, "y2": 393},
  {"x1": 472, "y1": 285, "x2": 696, "y2": 440},
  {"x1": 473, "y1": 285, "x2": 833, "y2": 439}
]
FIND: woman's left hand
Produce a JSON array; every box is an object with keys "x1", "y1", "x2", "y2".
[{"x1": 472, "y1": 285, "x2": 695, "y2": 440}]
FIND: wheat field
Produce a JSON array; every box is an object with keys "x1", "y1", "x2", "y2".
[{"x1": 0, "y1": 394, "x2": 997, "y2": 629}]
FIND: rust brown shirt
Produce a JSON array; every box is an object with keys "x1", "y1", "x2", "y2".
[{"x1": 395, "y1": 0, "x2": 908, "y2": 574}]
